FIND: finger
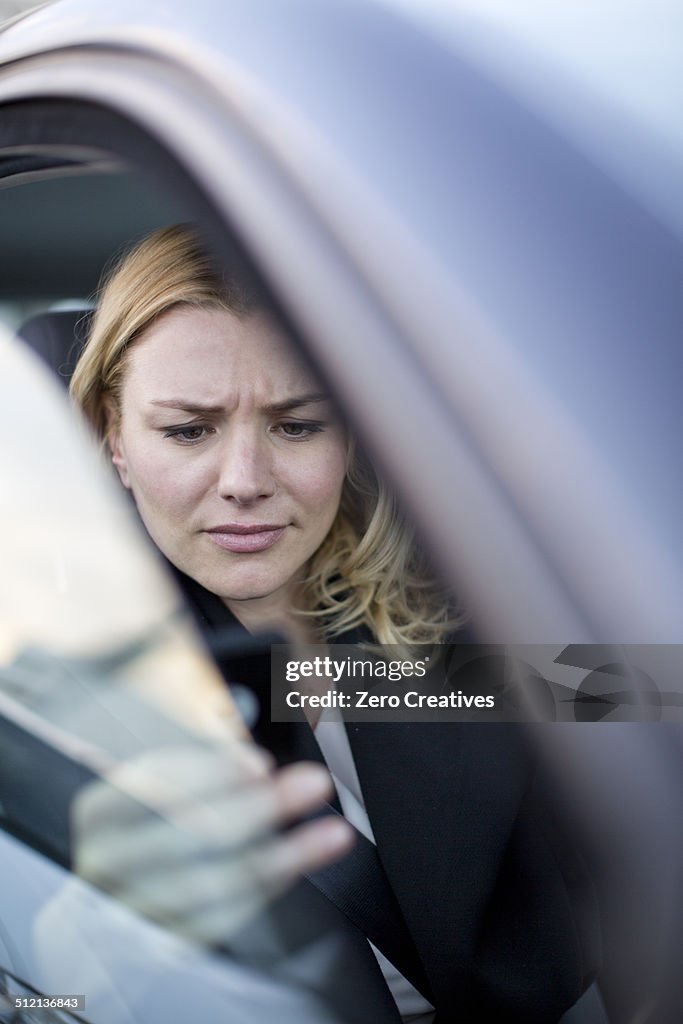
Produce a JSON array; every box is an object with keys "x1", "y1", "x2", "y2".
[
  {"x1": 113, "y1": 743, "x2": 272, "y2": 805},
  {"x1": 248, "y1": 816, "x2": 355, "y2": 889},
  {"x1": 99, "y1": 816, "x2": 355, "y2": 945},
  {"x1": 269, "y1": 762, "x2": 335, "y2": 821},
  {"x1": 74, "y1": 763, "x2": 337, "y2": 883},
  {"x1": 222, "y1": 740, "x2": 275, "y2": 779},
  {"x1": 109, "y1": 860, "x2": 270, "y2": 946},
  {"x1": 72, "y1": 742, "x2": 276, "y2": 834}
]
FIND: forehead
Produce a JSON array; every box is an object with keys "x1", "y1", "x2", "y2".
[{"x1": 123, "y1": 305, "x2": 318, "y2": 401}]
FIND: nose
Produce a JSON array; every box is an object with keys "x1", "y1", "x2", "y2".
[{"x1": 216, "y1": 429, "x2": 276, "y2": 505}]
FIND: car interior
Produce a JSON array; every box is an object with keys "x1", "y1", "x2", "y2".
[{"x1": 3, "y1": 172, "x2": 179, "y2": 385}]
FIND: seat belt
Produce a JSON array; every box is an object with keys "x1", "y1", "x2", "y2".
[
  {"x1": 178, "y1": 607, "x2": 432, "y2": 1003},
  {"x1": 281, "y1": 714, "x2": 434, "y2": 1004},
  {"x1": 306, "y1": 804, "x2": 434, "y2": 1005}
]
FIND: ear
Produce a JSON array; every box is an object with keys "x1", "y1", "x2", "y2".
[
  {"x1": 104, "y1": 398, "x2": 131, "y2": 490},
  {"x1": 109, "y1": 432, "x2": 131, "y2": 490}
]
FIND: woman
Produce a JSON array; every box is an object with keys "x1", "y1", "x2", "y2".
[
  {"x1": 71, "y1": 226, "x2": 455, "y2": 651},
  {"x1": 71, "y1": 225, "x2": 599, "y2": 1023}
]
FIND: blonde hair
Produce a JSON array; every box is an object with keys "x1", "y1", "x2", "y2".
[
  {"x1": 71, "y1": 225, "x2": 463, "y2": 647},
  {"x1": 71, "y1": 225, "x2": 250, "y2": 439}
]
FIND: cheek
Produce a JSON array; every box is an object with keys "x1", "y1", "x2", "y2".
[
  {"x1": 286, "y1": 443, "x2": 347, "y2": 514},
  {"x1": 121, "y1": 438, "x2": 203, "y2": 519}
]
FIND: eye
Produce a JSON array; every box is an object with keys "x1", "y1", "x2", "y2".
[
  {"x1": 277, "y1": 421, "x2": 325, "y2": 440},
  {"x1": 163, "y1": 425, "x2": 213, "y2": 445}
]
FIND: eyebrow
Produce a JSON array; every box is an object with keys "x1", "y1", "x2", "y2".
[{"x1": 149, "y1": 392, "x2": 331, "y2": 414}]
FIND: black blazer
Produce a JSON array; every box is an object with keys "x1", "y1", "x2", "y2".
[
  {"x1": 175, "y1": 570, "x2": 600, "y2": 1023},
  {"x1": 345, "y1": 721, "x2": 599, "y2": 1022}
]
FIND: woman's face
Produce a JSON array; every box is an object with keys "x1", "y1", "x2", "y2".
[{"x1": 108, "y1": 304, "x2": 347, "y2": 621}]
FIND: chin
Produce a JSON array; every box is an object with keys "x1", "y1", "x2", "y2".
[{"x1": 204, "y1": 569, "x2": 294, "y2": 604}]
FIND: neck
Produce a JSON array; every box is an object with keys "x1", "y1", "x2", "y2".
[{"x1": 224, "y1": 590, "x2": 318, "y2": 645}]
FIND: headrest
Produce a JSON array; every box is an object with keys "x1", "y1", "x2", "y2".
[{"x1": 18, "y1": 309, "x2": 92, "y2": 387}]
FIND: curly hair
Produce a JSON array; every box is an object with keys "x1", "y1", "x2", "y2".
[{"x1": 70, "y1": 225, "x2": 462, "y2": 647}]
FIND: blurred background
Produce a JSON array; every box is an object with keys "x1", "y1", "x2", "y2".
[{"x1": 0, "y1": 0, "x2": 49, "y2": 21}]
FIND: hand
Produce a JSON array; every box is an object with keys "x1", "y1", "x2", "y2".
[{"x1": 71, "y1": 740, "x2": 352, "y2": 945}]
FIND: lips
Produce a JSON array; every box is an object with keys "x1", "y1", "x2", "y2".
[{"x1": 205, "y1": 523, "x2": 287, "y2": 554}]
